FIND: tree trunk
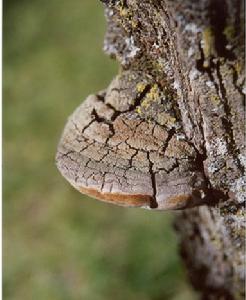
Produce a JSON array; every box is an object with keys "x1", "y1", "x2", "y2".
[{"x1": 101, "y1": 0, "x2": 245, "y2": 299}]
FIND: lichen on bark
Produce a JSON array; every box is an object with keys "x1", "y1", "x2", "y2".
[
  {"x1": 103, "y1": 0, "x2": 245, "y2": 297},
  {"x1": 101, "y1": 0, "x2": 245, "y2": 298}
]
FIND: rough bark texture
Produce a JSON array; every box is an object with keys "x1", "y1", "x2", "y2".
[
  {"x1": 101, "y1": 0, "x2": 245, "y2": 298},
  {"x1": 57, "y1": 0, "x2": 245, "y2": 298}
]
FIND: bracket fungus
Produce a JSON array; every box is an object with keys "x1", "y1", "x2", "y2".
[{"x1": 56, "y1": 71, "x2": 207, "y2": 210}]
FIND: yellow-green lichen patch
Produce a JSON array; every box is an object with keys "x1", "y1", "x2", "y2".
[
  {"x1": 135, "y1": 106, "x2": 143, "y2": 115},
  {"x1": 157, "y1": 112, "x2": 176, "y2": 127},
  {"x1": 202, "y1": 27, "x2": 216, "y2": 68},
  {"x1": 136, "y1": 82, "x2": 147, "y2": 93},
  {"x1": 116, "y1": 3, "x2": 137, "y2": 32},
  {"x1": 210, "y1": 95, "x2": 221, "y2": 105},
  {"x1": 223, "y1": 25, "x2": 236, "y2": 41},
  {"x1": 119, "y1": 7, "x2": 129, "y2": 17},
  {"x1": 234, "y1": 61, "x2": 242, "y2": 76},
  {"x1": 138, "y1": 84, "x2": 160, "y2": 110},
  {"x1": 152, "y1": 60, "x2": 164, "y2": 72},
  {"x1": 147, "y1": 84, "x2": 159, "y2": 101},
  {"x1": 140, "y1": 98, "x2": 151, "y2": 110},
  {"x1": 131, "y1": 18, "x2": 139, "y2": 28},
  {"x1": 135, "y1": 84, "x2": 160, "y2": 116}
]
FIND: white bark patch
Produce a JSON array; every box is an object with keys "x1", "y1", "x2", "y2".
[
  {"x1": 189, "y1": 69, "x2": 200, "y2": 81},
  {"x1": 121, "y1": 36, "x2": 140, "y2": 64},
  {"x1": 232, "y1": 176, "x2": 246, "y2": 203},
  {"x1": 184, "y1": 23, "x2": 201, "y2": 34}
]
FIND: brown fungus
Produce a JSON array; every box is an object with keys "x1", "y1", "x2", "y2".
[{"x1": 56, "y1": 72, "x2": 207, "y2": 210}]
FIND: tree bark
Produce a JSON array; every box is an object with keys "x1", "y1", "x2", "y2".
[{"x1": 101, "y1": 0, "x2": 245, "y2": 299}]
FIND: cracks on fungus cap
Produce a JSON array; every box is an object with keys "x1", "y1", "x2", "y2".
[
  {"x1": 97, "y1": 83, "x2": 151, "y2": 122},
  {"x1": 161, "y1": 127, "x2": 176, "y2": 154},
  {"x1": 148, "y1": 127, "x2": 176, "y2": 208},
  {"x1": 57, "y1": 71, "x2": 208, "y2": 210},
  {"x1": 91, "y1": 108, "x2": 116, "y2": 144},
  {"x1": 147, "y1": 151, "x2": 158, "y2": 208}
]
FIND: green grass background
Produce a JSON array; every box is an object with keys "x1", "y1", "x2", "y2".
[{"x1": 4, "y1": 0, "x2": 198, "y2": 299}]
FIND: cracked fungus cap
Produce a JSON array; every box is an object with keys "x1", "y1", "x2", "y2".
[{"x1": 56, "y1": 74, "x2": 207, "y2": 210}]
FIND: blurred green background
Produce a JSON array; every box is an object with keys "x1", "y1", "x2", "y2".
[{"x1": 3, "y1": 0, "x2": 198, "y2": 299}]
